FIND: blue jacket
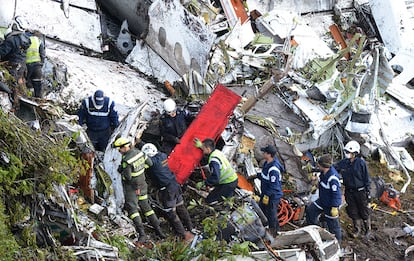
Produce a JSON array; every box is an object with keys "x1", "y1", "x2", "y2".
[
  {"x1": 318, "y1": 166, "x2": 342, "y2": 208},
  {"x1": 0, "y1": 31, "x2": 29, "y2": 64},
  {"x1": 78, "y1": 96, "x2": 119, "y2": 131},
  {"x1": 334, "y1": 157, "x2": 370, "y2": 191},
  {"x1": 259, "y1": 158, "x2": 284, "y2": 200},
  {"x1": 160, "y1": 109, "x2": 190, "y2": 143},
  {"x1": 147, "y1": 152, "x2": 176, "y2": 188}
]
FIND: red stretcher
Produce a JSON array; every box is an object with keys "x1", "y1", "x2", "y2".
[{"x1": 167, "y1": 84, "x2": 241, "y2": 184}]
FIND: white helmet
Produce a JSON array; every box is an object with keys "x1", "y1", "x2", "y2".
[
  {"x1": 163, "y1": 98, "x2": 176, "y2": 113},
  {"x1": 344, "y1": 140, "x2": 360, "y2": 154},
  {"x1": 13, "y1": 16, "x2": 29, "y2": 31},
  {"x1": 141, "y1": 143, "x2": 158, "y2": 157}
]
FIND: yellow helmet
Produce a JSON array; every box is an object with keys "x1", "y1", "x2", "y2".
[{"x1": 113, "y1": 137, "x2": 130, "y2": 148}]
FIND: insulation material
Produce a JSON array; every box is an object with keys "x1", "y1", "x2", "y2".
[{"x1": 168, "y1": 84, "x2": 241, "y2": 184}]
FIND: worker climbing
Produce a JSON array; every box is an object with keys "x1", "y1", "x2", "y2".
[
  {"x1": 113, "y1": 137, "x2": 165, "y2": 242},
  {"x1": 141, "y1": 143, "x2": 195, "y2": 242}
]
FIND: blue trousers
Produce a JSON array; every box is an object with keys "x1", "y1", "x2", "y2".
[
  {"x1": 259, "y1": 197, "x2": 280, "y2": 232},
  {"x1": 306, "y1": 199, "x2": 342, "y2": 242}
]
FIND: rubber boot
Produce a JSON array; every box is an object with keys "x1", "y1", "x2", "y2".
[
  {"x1": 133, "y1": 217, "x2": 147, "y2": 242},
  {"x1": 148, "y1": 214, "x2": 166, "y2": 239},
  {"x1": 32, "y1": 80, "x2": 42, "y2": 98},
  {"x1": 363, "y1": 218, "x2": 372, "y2": 237},
  {"x1": 269, "y1": 227, "x2": 279, "y2": 238},
  {"x1": 351, "y1": 219, "x2": 362, "y2": 238},
  {"x1": 176, "y1": 204, "x2": 194, "y2": 231}
]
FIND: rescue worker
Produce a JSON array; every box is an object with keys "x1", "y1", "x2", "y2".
[
  {"x1": 334, "y1": 140, "x2": 371, "y2": 238},
  {"x1": 306, "y1": 154, "x2": 342, "y2": 242},
  {"x1": 194, "y1": 138, "x2": 238, "y2": 204},
  {"x1": 78, "y1": 90, "x2": 119, "y2": 152},
  {"x1": 159, "y1": 98, "x2": 191, "y2": 154},
  {"x1": 0, "y1": 16, "x2": 31, "y2": 109},
  {"x1": 0, "y1": 16, "x2": 31, "y2": 85},
  {"x1": 113, "y1": 137, "x2": 165, "y2": 241},
  {"x1": 258, "y1": 145, "x2": 284, "y2": 238},
  {"x1": 141, "y1": 143, "x2": 195, "y2": 241},
  {"x1": 25, "y1": 31, "x2": 45, "y2": 98}
]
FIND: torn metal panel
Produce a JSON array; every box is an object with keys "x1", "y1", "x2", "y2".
[
  {"x1": 388, "y1": 48, "x2": 414, "y2": 86},
  {"x1": 369, "y1": 0, "x2": 414, "y2": 55},
  {"x1": 103, "y1": 102, "x2": 149, "y2": 212},
  {"x1": 145, "y1": 0, "x2": 216, "y2": 78},
  {"x1": 246, "y1": 0, "x2": 353, "y2": 15},
  {"x1": 126, "y1": 41, "x2": 181, "y2": 83},
  {"x1": 15, "y1": 0, "x2": 102, "y2": 52},
  {"x1": 116, "y1": 20, "x2": 134, "y2": 55},
  {"x1": 220, "y1": 0, "x2": 248, "y2": 27},
  {"x1": 96, "y1": 0, "x2": 150, "y2": 39},
  {"x1": 270, "y1": 225, "x2": 341, "y2": 261}
]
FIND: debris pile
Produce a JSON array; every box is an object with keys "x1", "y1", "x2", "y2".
[{"x1": 1, "y1": 0, "x2": 414, "y2": 260}]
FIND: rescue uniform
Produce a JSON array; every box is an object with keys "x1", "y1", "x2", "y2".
[
  {"x1": 335, "y1": 157, "x2": 371, "y2": 232},
  {"x1": 159, "y1": 109, "x2": 189, "y2": 154},
  {"x1": 205, "y1": 149, "x2": 238, "y2": 204},
  {"x1": 259, "y1": 158, "x2": 284, "y2": 234},
  {"x1": 306, "y1": 166, "x2": 342, "y2": 241},
  {"x1": 0, "y1": 30, "x2": 30, "y2": 83},
  {"x1": 78, "y1": 96, "x2": 119, "y2": 151},
  {"x1": 146, "y1": 151, "x2": 193, "y2": 238},
  {"x1": 25, "y1": 33, "x2": 45, "y2": 98},
  {"x1": 118, "y1": 148, "x2": 164, "y2": 239}
]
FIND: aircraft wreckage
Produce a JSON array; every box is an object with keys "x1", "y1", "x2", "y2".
[{"x1": 1, "y1": 0, "x2": 414, "y2": 259}]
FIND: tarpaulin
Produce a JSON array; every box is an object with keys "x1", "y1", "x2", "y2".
[{"x1": 168, "y1": 84, "x2": 241, "y2": 184}]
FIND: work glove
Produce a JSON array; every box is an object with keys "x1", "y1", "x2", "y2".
[
  {"x1": 117, "y1": 165, "x2": 123, "y2": 174},
  {"x1": 195, "y1": 181, "x2": 205, "y2": 190},
  {"x1": 330, "y1": 207, "x2": 339, "y2": 217},
  {"x1": 194, "y1": 138, "x2": 202, "y2": 148}
]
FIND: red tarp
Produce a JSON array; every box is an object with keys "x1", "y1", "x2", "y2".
[{"x1": 168, "y1": 84, "x2": 241, "y2": 184}]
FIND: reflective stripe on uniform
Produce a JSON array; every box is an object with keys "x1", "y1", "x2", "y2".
[
  {"x1": 85, "y1": 98, "x2": 112, "y2": 116},
  {"x1": 130, "y1": 212, "x2": 140, "y2": 219},
  {"x1": 144, "y1": 210, "x2": 155, "y2": 217},
  {"x1": 209, "y1": 150, "x2": 237, "y2": 184},
  {"x1": 131, "y1": 169, "x2": 145, "y2": 177},
  {"x1": 320, "y1": 175, "x2": 340, "y2": 189},
  {"x1": 138, "y1": 194, "x2": 148, "y2": 200},
  {"x1": 26, "y1": 36, "x2": 41, "y2": 64}
]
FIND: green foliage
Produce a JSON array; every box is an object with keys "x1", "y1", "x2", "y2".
[
  {"x1": 0, "y1": 109, "x2": 83, "y2": 259},
  {"x1": 101, "y1": 234, "x2": 133, "y2": 260},
  {"x1": 0, "y1": 201, "x2": 21, "y2": 261}
]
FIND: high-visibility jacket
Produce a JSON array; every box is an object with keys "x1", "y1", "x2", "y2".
[
  {"x1": 119, "y1": 148, "x2": 152, "y2": 181},
  {"x1": 206, "y1": 149, "x2": 238, "y2": 185},
  {"x1": 26, "y1": 36, "x2": 41, "y2": 64}
]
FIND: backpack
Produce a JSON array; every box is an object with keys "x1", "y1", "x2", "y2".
[{"x1": 18, "y1": 33, "x2": 31, "y2": 50}]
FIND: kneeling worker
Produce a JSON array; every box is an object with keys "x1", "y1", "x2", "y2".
[{"x1": 194, "y1": 138, "x2": 238, "y2": 204}]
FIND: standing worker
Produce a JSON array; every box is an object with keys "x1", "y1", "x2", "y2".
[
  {"x1": 160, "y1": 98, "x2": 191, "y2": 154},
  {"x1": 78, "y1": 90, "x2": 119, "y2": 152},
  {"x1": 334, "y1": 140, "x2": 371, "y2": 238},
  {"x1": 113, "y1": 138, "x2": 165, "y2": 241},
  {"x1": 258, "y1": 145, "x2": 284, "y2": 238},
  {"x1": 0, "y1": 16, "x2": 31, "y2": 85},
  {"x1": 141, "y1": 143, "x2": 195, "y2": 241},
  {"x1": 306, "y1": 154, "x2": 342, "y2": 242},
  {"x1": 194, "y1": 138, "x2": 238, "y2": 204},
  {"x1": 0, "y1": 16, "x2": 31, "y2": 109},
  {"x1": 25, "y1": 31, "x2": 45, "y2": 98}
]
